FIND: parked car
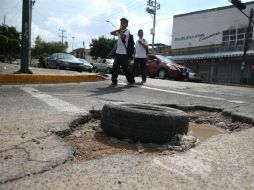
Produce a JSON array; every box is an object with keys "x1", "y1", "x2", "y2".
[
  {"x1": 186, "y1": 68, "x2": 203, "y2": 82},
  {"x1": 46, "y1": 53, "x2": 84, "y2": 71},
  {"x1": 79, "y1": 59, "x2": 93, "y2": 72},
  {"x1": 92, "y1": 58, "x2": 114, "y2": 73},
  {"x1": 145, "y1": 55, "x2": 188, "y2": 80}
]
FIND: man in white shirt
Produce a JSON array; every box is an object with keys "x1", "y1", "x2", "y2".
[
  {"x1": 132, "y1": 29, "x2": 149, "y2": 83},
  {"x1": 110, "y1": 18, "x2": 134, "y2": 86}
]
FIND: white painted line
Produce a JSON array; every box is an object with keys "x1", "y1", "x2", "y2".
[
  {"x1": 118, "y1": 83, "x2": 246, "y2": 104},
  {"x1": 153, "y1": 159, "x2": 194, "y2": 181},
  {"x1": 20, "y1": 87, "x2": 89, "y2": 115}
]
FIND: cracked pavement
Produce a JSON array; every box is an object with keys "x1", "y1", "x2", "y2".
[{"x1": 0, "y1": 76, "x2": 253, "y2": 189}]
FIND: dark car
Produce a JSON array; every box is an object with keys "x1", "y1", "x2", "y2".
[
  {"x1": 79, "y1": 59, "x2": 93, "y2": 72},
  {"x1": 146, "y1": 55, "x2": 188, "y2": 80},
  {"x1": 46, "y1": 53, "x2": 84, "y2": 71}
]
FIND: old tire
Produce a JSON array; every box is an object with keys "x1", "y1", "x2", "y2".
[{"x1": 101, "y1": 103, "x2": 189, "y2": 144}]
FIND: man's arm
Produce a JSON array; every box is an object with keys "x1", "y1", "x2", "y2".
[
  {"x1": 110, "y1": 29, "x2": 120, "y2": 36},
  {"x1": 138, "y1": 40, "x2": 148, "y2": 50}
]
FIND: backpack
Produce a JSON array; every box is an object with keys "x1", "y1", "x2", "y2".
[{"x1": 126, "y1": 33, "x2": 135, "y2": 59}]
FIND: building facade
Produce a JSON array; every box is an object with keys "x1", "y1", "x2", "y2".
[{"x1": 171, "y1": 2, "x2": 254, "y2": 84}]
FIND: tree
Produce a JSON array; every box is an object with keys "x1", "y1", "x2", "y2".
[
  {"x1": 6, "y1": 38, "x2": 20, "y2": 58},
  {"x1": 0, "y1": 25, "x2": 21, "y2": 61},
  {"x1": 31, "y1": 35, "x2": 69, "y2": 67},
  {"x1": 0, "y1": 35, "x2": 8, "y2": 54},
  {"x1": 89, "y1": 36, "x2": 116, "y2": 58},
  {"x1": 32, "y1": 35, "x2": 68, "y2": 57},
  {"x1": 0, "y1": 24, "x2": 20, "y2": 42}
]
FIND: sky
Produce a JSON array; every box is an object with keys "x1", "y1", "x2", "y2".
[{"x1": 0, "y1": 0, "x2": 253, "y2": 52}]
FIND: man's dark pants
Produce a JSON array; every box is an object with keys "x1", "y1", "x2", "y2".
[
  {"x1": 132, "y1": 58, "x2": 147, "y2": 82},
  {"x1": 112, "y1": 54, "x2": 133, "y2": 84}
]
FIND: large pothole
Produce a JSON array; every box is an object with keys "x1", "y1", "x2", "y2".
[{"x1": 65, "y1": 109, "x2": 253, "y2": 161}]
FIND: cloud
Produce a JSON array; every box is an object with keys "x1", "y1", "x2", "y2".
[
  {"x1": 32, "y1": 23, "x2": 54, "y2": 42},
  {"x1": 45, "y1": 17, "x2": 65, "y2": 26},
  {"x1": 67, "y1": 15, "x2": 91, "y2": 27}
]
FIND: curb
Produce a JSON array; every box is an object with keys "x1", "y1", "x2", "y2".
[{"x1": 0, "y1": 74, "x2": 106, "y2": 84}]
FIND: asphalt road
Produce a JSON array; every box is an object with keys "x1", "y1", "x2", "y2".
[{"x1": 0, "y1": 75, "x2": 254, "y2": 189}]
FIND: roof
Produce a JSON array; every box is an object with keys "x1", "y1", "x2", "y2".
[
  {"x1": 169, "y1": 50, "x2": 254, "y2": 61},
  {"x1": 174, "y1": 1, "x2": 254, "y2": 18}
]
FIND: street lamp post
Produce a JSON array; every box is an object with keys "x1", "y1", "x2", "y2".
[{"x1": 106, "y1": 20, "x2": 117, "y2": 29}]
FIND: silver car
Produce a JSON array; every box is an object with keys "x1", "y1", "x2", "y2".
[{"x1": 92, "y1": 59, "x2": 114, "y2": 74}]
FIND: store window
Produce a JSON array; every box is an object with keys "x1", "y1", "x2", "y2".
[{"x1": 222, "y1": 26, "x2": 253, "y2": 50}]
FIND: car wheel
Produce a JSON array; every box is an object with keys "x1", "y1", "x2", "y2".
[
  {"x1": 158, "y1": 69, "x2": 166, "y2": 79},
  {"x1": 92, "y1": 67, "x2": 98, "y2": 73},
  {"x1": 106, "y1": 67, "x2": 111, "y2": 74},
  {"x1": 101, "y1": 103, "x2": 189, "y2": 144}
]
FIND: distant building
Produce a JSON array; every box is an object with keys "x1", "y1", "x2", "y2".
[
  {"x1": 149, "y1": 43, "x2": 172, "y2": 56},
  {"x1": 171, "y1": 1, "x2": 254, "y2": 84},
  {"x1": 72, "y1": 48, "x2": 94, "y2": 63}
]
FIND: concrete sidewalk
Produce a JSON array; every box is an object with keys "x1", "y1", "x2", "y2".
[{"x1": 0, "y1": 62, "x2": 106, "y2": 84}]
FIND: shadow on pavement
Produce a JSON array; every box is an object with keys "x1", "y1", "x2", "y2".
[{"x1": 86, "y1": 85, "x2": 137, "y2": 97}]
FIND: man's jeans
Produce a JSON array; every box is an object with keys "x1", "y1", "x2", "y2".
[
  {"x1": 132, "y1": 58, "x2": 147, "y2": 82},
  {"x1": 112, "y1": 54, "x2": 133, "y2": 84}
]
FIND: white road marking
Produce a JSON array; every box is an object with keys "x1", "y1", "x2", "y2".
[
  {"x1": 118, "y1": 83, "x2": 246, "y2": 104},
  {"x1": 20, "y1": 87, "x2": 89, "y2": 115},
  {"x1": 153, "y1": 159, "x2": 194, "y2": 181}
]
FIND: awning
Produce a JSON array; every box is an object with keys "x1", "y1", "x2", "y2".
[{"x1": 169, "y1": 50, "x2": 254, "y2": 61}]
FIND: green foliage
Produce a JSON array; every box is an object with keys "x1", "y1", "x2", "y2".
[
  {"x1": 0, "y1": 35, "x2": 8, "y2": 54},
  {"x1": 0, "y1": 24, "x2": 20, "y2": 42},
  {"x1": 32, "y1": 35, "x2": 68, "y2": 58},
  {"x1": 0, "y1": 25, "x2": 21, "y2": 60},
  {"x1": 7, "y1": 38, "x2": 20, "y2": 55},
  {"x1": 0, "y1": 55, "x2": 5, "y2": 62},
  {"x1": 89, "y1": 36, "x2": 116, "y2": 58}
]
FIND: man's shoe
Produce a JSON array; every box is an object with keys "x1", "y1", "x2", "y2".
[
  {"x1": 109, "y1": 82, "x2": 117, "y2": 87},
  {"x1": 141, "y1": 80, "x2": 146, "y2": 84},
  {"x1": 128, "y1": 81, "x2": 135, "y2": 85}
]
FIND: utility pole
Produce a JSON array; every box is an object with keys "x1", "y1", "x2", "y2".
[
  {"x1": 241, "y1": 8, "x2": 253, "y2": 84},
  {"x1": 59, "y1": 29, "x2": 67, "y2": 47},
  {"x1": 72, "y1": 36, "x2": 75, "y2": 53},
  {"x1": 17, "y1": 0, "x2": 33, "y2": 74},
  {"x1": 83, "y1": 41, "x2": 85, "y2": 58},
  {"x1": 3, "y1": 16, "x2": 6, "y2": 25},
  {"x1": 229, "y1": 0, "x2": 253, "y2": 84},
  {"x1": 146, "y1": 0, "x2": 160, "y2": 53}
]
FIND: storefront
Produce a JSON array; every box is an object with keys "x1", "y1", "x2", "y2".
[{"x1": 171, "y1": 2, "x2": 254, "y2": 84}]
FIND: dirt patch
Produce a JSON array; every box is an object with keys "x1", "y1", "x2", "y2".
[{"x1": 65, "y1": 110, "x2": 253, "y2": 161}]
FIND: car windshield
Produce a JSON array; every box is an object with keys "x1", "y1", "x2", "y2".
[
  {"x1": 156, "y1": 55, "x2": 174, "y2": 64},
  {"x1": 58, "y1": 54, "x2": 78, "y2": 61}
]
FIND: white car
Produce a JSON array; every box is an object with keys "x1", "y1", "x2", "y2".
[
  {"x1": 186, "y1": 68, "x2": 203, "y2": 82},
  {"x1": 92, "y1": 59, "x2": 114, "y2": 74}
]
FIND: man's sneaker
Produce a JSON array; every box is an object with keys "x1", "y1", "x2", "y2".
[
  {"x1": 128, "y1": 81, "x2": 135, "y2": 85},
  {"x1": 109, "y1": 82, "x2": 117, "y2": 87}
]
